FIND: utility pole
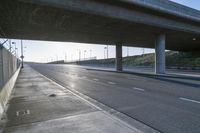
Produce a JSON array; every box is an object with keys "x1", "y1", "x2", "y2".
[{"x1": 21, "y1": 40, "x2": 24, "y2": 68}]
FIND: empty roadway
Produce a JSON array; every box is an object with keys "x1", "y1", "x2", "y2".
[{"x1": 29, "y1": 64, "x2": 200, "y2": 133}]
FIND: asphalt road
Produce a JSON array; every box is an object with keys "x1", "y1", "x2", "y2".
[{"x1": 29, "y1": 64, "x2": 200, "y2": 133}]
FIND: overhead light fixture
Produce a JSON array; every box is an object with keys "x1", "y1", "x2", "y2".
[{"x1": 193, "y1": 38, "x2": 196, "y2": 41}]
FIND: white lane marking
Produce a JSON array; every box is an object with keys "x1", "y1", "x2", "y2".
[
  {"x1": 108, "y1": 81, "x2": 116, "y2": 85},
  {"x1": 93, "y1": 78, "x2": 99, "y2": 81},
  {"x1": 133, "y1": 87, "x2": 145, "y2": 92},
  {"x1": 179, "y1": 97, "x2": 200, "y2": 104}
]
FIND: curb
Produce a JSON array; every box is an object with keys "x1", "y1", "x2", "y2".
[{"x1": 86, "y1": 68, "x2": 200, "y2": 81}]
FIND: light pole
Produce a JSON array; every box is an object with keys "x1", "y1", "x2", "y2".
[
  {"x1": 55, "y1": 55, "x2": 58, "y2": 63},
  {"x1": 104, "y1": 47, "x2": 106, "y2": 59},
  {"x1": 11, "y1": 41, "x2": 17, "y2": 57},
  {"x1": 127, "y1": 47, "x2": 129, "y2": 57},
  {"x1": 71, "y1": 54, "x2": 73, "y2": 61},
  {"x1": 84, "y1": 50, "x2": 86, "y2": 60},
  {"x1": 20, "y1": 40, "x2": 24, "y2": 68},
  {"x1": 104, "y1": 46, "x2": 108, "y2": 59},
  {"x1": 89, "y1": 49, "x2": 92, "y2": 59},
  {"x1": 15, "y1": 47, "x2": 18, "y2": 57},
  {"x1": 107, "y1": 45, "x2": 108, "y2": 59},
  {"x1": 65, "y1": 53, "x2": 67, "y2": 62},
  {"x1": 142, "y1": 48, "x2": 145, "y2": 56},
  {"x1": 77, "y1": 49, "x2": 81, "y2": 61}
]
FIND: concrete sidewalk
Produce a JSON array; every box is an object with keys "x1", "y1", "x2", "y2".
[{"x1": 0, "y1": 66, "x2": 146, "y2": 133}]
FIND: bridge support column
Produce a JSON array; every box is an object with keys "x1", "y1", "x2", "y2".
[
  {"x1": 116, "y1": 44, "x2": 122, "y2": 71},
  {"x1": 155, "y1": 34, "x2": 166, "y2": 74}
]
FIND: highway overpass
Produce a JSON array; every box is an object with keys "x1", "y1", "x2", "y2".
[{"x1": 1, "y1": 0, "x2": 200, "y2": 73}]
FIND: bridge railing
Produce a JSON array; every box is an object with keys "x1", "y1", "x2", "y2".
[{"x1": 0, "y1": 46, "x2": 21, "y2": 89}]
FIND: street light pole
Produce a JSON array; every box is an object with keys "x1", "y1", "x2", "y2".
[
  {"x1": 89, "y1": 49, "x2": 92, "y2": 59},
  {"x1": 104, "y1": 47, "x2": 107, "y2": 59},
  {"x1": 15, "y1": 44, "x2": 17, "y2": 57},
  {"x1": 77, "y1": 49, "x2": 81, "y2": 61},
  {"x1": 56, "y1": 55, "x2": 58, "y2": 63},
  {"x1": 142, "y1": 48, "x2": 145, "y2": 56},
  {"x1": 71, "y1": 54, "x2": 73, "y2": 61},
  {"x1": 65, "y1": 53, "x2": 67, "y2": 62},
  {"x1": 107, "y1": 45, "x2": 108, "y2": 59},
  {"x1": 79, "y1": 51, "x2": 81, "y2": 61},
  {"x1": 127, "y1": 47, "x2": 129, "y2": 57},
  {"x1": 84, "y1": 50, "x2": 86, "y2": 60},
  {"x1": 11, "y1": 41, "x2": 17, "y2": 57},
  {"x1": 21, "y1": 40, "x2": 24, "y2": 68}
]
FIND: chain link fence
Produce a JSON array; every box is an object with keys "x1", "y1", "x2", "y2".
[{"x1": 0, "y1": 46, "x2": 21, "y2": 89}]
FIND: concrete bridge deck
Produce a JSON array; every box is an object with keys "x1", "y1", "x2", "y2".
[{"x1": 1, "y1": 0, "x2": 200, "y2": 51}]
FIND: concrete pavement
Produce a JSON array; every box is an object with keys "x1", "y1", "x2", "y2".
[{"x1": 0, "y1": 65, "x2": 157, "y2": 133}]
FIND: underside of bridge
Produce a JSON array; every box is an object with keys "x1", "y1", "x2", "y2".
[
  {"x1": 0, "y1": 0, "x2": 200, "y2": 51},
  {"x1": 1, "y1": 0, "x2": 200, "y2": 74}
]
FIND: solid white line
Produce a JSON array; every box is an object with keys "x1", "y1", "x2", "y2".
[
  {"x1": 108, "y1": 81, "x2": 116, "y2": 85},
  {"x1": 179, "y1": 97, "x2": 200, "y2": 104},
  {"x1": 133, "y1": 87, "x2": 145, "y2": 92}
]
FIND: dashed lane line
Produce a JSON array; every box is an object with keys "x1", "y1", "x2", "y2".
[
  {"x1": 179, "y1": 97, "x2": 200, "y2": 104},
  {"x1": 108, "y1": 81, "x2": 116, "y2": 85},
  {"x1": 133, "y1": 87, "x2": 145, "y2": 92},
  {"x1": 93, "y1": 78, "x2": 99, "y2": 81}
]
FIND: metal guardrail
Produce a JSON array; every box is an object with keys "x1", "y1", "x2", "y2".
[{"x1": 0, "y1": 46, "x2": 21, "y2": 89}]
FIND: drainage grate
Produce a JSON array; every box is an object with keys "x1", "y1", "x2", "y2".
[{"x1": 16, "y1": 110, "x2": 30, "y2": 116}]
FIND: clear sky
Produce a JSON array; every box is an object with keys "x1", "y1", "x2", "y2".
[
  {"x1": 170, "y1": 0, "x2": 200, "y2": 10},
  {"x1": 1, "y1": 0, "x2": 200, "y2": 63}
]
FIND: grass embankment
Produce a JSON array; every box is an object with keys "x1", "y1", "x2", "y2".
[{"x1": 78, "y1": 51, "x2": 200, "y2": 69}]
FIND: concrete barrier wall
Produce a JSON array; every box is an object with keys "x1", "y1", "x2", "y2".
[
  {"x1": 0, "y1": 46, "x2": 21, "y2": 118},
  {"x1": 0, "y1": 66, "x2": 20, "y2": 116},
  {"x1": 0, "y1": 47, "x2": 20, "y2": 89}
]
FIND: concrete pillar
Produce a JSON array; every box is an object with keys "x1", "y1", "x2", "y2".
[
  {"x1": 155, "y1": 34, "x2": 166, "y2": 74},
  {"x1": 116, "y1": 44, "x2": 122, "y2": 71}
]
